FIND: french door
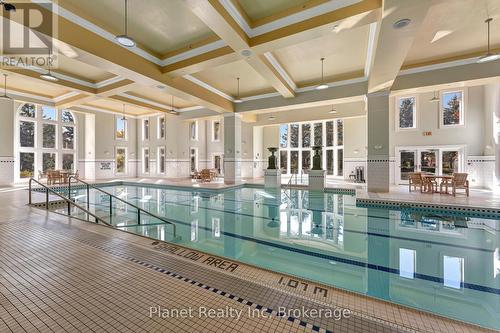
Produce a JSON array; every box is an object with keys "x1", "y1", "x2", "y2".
[{"x1": 396, "y1": 146, "x2": 464, "y2": 184}]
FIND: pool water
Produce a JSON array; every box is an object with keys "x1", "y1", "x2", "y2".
[{"x1": 61, "y1": 184, "x2": 500, "y2": 330}]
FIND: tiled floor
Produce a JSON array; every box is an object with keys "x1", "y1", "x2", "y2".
[
  {"x1": 357, "y1": 185, "x2": 500, "y2": 210},
  {"x1": 0, "y1": 187, "x2": 496, "y2": 333}
]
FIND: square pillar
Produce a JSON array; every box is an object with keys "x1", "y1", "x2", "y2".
[
  {"x1": 0, "y1": 99, "x2": 15, "y2": 186},
  {"x1": 367, "y1": 91, "x2": 390, "y2": 192},
  {"x1": 84, "y1": 113, "x2": 96, "y2": 180},
  {"x1": 223, "y1": 113, "x2": 242, "y2": 184}
]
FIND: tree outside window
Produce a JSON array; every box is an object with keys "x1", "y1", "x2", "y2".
[
  {"x1": 442, "y1": 92, "x2": 463, "y2": 126},
  {"x1": 398, "y1": 97, "x2": 415, "y2": 129}
]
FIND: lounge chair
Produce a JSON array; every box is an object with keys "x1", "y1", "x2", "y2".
[
  {"x1": 452, "y1": 173, "x2": 469, "y2": 197},
  {"x1": 408, "y1": 172, "x2": 423, "y2": 192}
]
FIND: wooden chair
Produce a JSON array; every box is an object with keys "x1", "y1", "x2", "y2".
[
  {"x1": 200, "y1": 169, "x2": 211, "y2": 183},
  {"x1": 439, "y1": 177, "x2": 453, "y2": 194},
  {"x1": 47, "y1": 170, "x2": 62, "y2": 185},
  {"x1": 452, "y1": 173, "x2": 469, "y2": 197},
  {"x1": 38, "y1": 170, "x2": 46, "y2": 181},
  {"x1": 408, "y1": 172, "x2": 423, "y2": 192},
  {"x1": 422, "y1": 175, "x2": 438, "y2": 193}
]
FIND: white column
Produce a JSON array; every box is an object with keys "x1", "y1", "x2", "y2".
[
  {"x1": 0, "y1": 99, "x2": 15, "y2": 186},
  {"x1": 83, "y1": 113, "x2": 96, "y2": 180},
  {"x1": 366, "y1": 91, "x2": 390, "y2": 192},
  {"x1": 494, "y1": 86, "x2": 500, "y2": 187},
  {"x1": 223, "y1": 113, "x2": 242, "y2": 184}
]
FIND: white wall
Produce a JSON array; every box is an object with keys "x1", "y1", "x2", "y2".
[
  {"x1": 389, "y1": 85, "x2": 496, "y2": 187},
  {"x1": 389, "y1": 86, "x2": 485, "y2": 156}
]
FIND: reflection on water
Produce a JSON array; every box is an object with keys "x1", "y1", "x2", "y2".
[{"x1": 67, "y1": 185, "x2": 500, "y2": 330}]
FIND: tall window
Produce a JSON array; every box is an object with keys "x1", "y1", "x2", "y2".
[
  {"x1": 158, "y1": 116, "x2": 166, "y2": 139},
  {"x1": 143, "y1": 119, "x2": 150, "y2": 140},
  {"x1": 17, "y1": 104, "x2": 77, "y2": 179},
  {"x1": 397, "y1": 96, "x2": 416, "y2": 129},
  {"x1": 441, "y1": 91, "x2": 464, "y2": 127},
  {"x1": 190, "y1": 121, "x2": 198, "y2": 141},
  {"x1": 279, "y1": 120, "x2": 344, "y2": 176},
  {"x1": 158, "y1": 147, "x2": 166, "y2": 174},
  {"x1": 143, "y1": 148, "x2": 150, "y2": 173},
  {"x1": 116, "y1": 147, "x2": 127, "y2": 174},
  {"x1": 190, "y1": 148, "x2": 198, "y2": 172},
  {"x1": 212, "y1": 120, "x2": 221, "y2": 142},
  {"x1": 116, "y1": 117, "x2": 126, "y2": 140}
]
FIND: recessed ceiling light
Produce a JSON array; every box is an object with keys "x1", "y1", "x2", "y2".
[
  {"x1": 393, "y1": 18, "x2": 411, "y2": 29},
  {"x1": 240, "y1": 49, "x2": 252, "y2": 57},
  {"x1": 115, "y1": 0, "x2": 135, "y2": 48}
]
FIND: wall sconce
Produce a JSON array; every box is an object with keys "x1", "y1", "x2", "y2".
[
  {"x1": 353, "y1": 149, "x2": 359, "y2": 154},
  {"x1": 104, "y1": 150, "x2": 109, "y2": 156},
  {"x1": 374, "y1": 145, "x2": 383, "y2": 150}
]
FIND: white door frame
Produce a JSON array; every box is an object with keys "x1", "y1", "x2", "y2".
[
  {"x1": 395, "y1": 145, "x2": 466, "y2": 184},
  {"x1": 211, "y1": 152, "x2": 224, "y2": 175}
]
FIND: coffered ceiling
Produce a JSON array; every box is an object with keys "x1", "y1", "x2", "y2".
[{"x1": 0, "y1": 0, "x2": 499, "y2": 118}]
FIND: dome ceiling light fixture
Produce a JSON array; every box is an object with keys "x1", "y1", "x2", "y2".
[
  {"x1": 115, "y1": 0, "x2": 136, "y2": 48},
  {"x1": 393, "y1": 18, "x2": 411, "y2": 29},
  {"x1": 0, "y1": 74, "x2": 12, "y2": 100},
  {"x1": 316, "y1": 58, "x2": 329, "y2": 90},
  {"x1": 429, "y1": 91, "x2": 440, "y2": 102},
  {"x1": 40, "y1": 51, "x2": 59, "y2": 82},
  {"x1": 169, "y1": 95, "x2": 179, "y2": 115},
  {"x1": 121, "y1": 103, "x2": 127, "y2": 121},
  {"x1": 234, "y1": 77, "x2": 243, "y2": 103},
  {"x1": 477, "y1": 18, "x2": 500, "y2": 63}
]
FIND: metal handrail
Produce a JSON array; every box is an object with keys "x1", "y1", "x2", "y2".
[
  {"x1": 68, "y1": 177, "x2": 176, "y2": 234},
  {"x1": 28, "y1": 178, "x2": 112, "y2": 226}
]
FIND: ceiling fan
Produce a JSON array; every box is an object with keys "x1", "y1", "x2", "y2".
[{"x1": 0, "y1": 1, "x2": 16, "y2": 12}]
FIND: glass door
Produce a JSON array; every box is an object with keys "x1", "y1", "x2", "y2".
[
  {"x1": 399, "y1": 150, "x2": 417, "y2": 183},
  {"x1": 441, "y1": 150, "x2": 460, "y2": 175},
  {"x1": 419, "y1": 149, "x2": 438, "y2": 175}
]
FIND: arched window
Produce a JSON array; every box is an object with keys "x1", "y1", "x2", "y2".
[{"x1": 17, "y1": 103, "x2": 78, "y2": 180}]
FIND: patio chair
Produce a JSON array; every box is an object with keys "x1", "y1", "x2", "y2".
[
  {"x1": 422, "y1": 175, "x2": 438, "y2": 193},
  {"x1": 200, "y1": 169, "x2": 211, "y2": 183},
  {"x1": 38, "y1": 170, "x2": 47, "y2": 181},
  {"x1": 408, "y1": 172, "x2": 423, "y2": 192},
  {"x1": 47, "y1": 170, "x2": 61, "y2": 185},
  {"x1": 452, "y1": 173, "x2": 469, "y2": 197}
]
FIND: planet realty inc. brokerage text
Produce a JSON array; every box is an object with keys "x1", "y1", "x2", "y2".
[{"x1": 149, "y1": 305, "x2": 351, "y2": 321}]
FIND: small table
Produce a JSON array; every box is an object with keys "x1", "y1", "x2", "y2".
[{"x1": 422, "y1": 175, "x2": 453, "y2": 194}]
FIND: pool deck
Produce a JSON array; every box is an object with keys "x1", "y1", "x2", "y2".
[
  {"x1": 0, "y1": 186, "x2": 497, "y2": 333},
  {"x1": 53, "y1": 176, "x2": 500, "y2": 211}
]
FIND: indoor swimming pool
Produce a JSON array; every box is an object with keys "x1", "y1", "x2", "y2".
[{"x1": 57, "y1": 184, "x2": 500, "y2": 330}]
